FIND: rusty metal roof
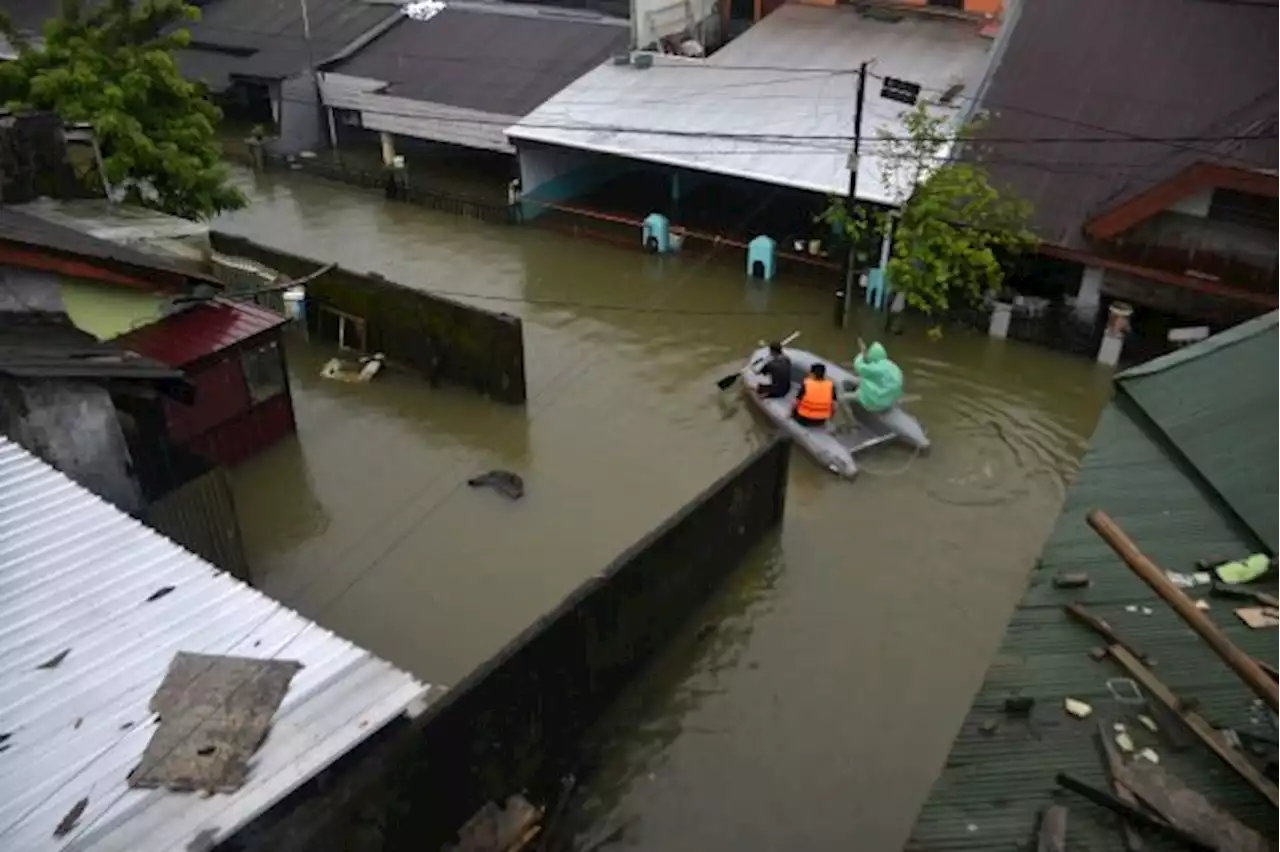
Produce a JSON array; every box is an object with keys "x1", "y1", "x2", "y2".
[
  {"x1": 908, "y1": 317, "x2": 1280, "y2": 851},
  {"x1": 111, "y1": 299, "x2": 287, "y2": 367},
  {"x1": 973, "y1": 0, "x2": 1278, "y2": 250}
]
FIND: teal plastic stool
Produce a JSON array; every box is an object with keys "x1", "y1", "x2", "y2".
[
  {"x1": 642, "y1": 213, "x2": 671, "y2": 253},
  {"x1": 747, "y1": 235, "x2": 776, "y2": 280}
]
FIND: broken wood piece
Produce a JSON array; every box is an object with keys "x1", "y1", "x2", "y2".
[
  {"x1": 1144, "y1": 698, "x2": 1194, "y2": 752},
  {"x1": 1235, "y1": 607, "x2": 1280, "y2": 629},
  {"x1": 1107, "y1": 644, "x2": 1279, "y2": 807},
  {"x1": 1087, "y1": 510, "x2": 1279, "y2": 713},
  {"x1": 1258, "y1": 660, "x2": 1279, "y2": 681},
  {"x1": 1063, "y1": 602, "x2": 1147, "y2": 662},
  {"x1": 1036, "y1": 804, "x2": 1068, "y2": 852},
  {"x1": 452, "y1": 795, "x2": 542, "y2": 852},
  {"x1": 1056, "y1": 773, "x2": 1213, "y2": 852},
  {"x1": 1210, "y1": 582, "x2": 1280, "y2": 609},
  {"x1": 1113, "y1": 759, "x2": 1270, "y2": 852},
  {"x1": 1053, "y1": 572, "x2": 1090, "y2": 589},
  {"x1": 1097, "y1": 720, "x2": 1146, "y2": 852}
]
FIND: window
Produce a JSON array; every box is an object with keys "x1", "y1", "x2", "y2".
[
  {"x1": 240, "y1": 340, "x2": 286, "y2": 404},
  {"x1": 1208, "y1": 188, "x2": 1278, "y2": 230}
]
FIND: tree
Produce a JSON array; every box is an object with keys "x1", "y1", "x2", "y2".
[
  {"x1": 820, "y1": 102, "x2": 1036, "y2": 333},
  {"x1": 0, "y1": 0, "x2": 245, "y2": 220}
]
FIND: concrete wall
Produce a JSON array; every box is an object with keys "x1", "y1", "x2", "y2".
[
  {"x1": 383, "y1": 436, "x2": 792, "y2": 849},
  {"x1": 0, "y1": 379, "x2": 144, "y2": 515},
  {"x1": 517, "y1": 141, "x2": 626, "y2": 221},
  {"x1": 210, "y1": 233, "x2": 528, "y2": 404}
]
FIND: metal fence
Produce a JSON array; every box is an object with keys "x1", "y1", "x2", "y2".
[{"x1": 237, "y1": 148, "x2": 512, "y2": 225}]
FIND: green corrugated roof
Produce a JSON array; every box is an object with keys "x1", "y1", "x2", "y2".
[
  {"x1": 909, "y1": 319, "x2": 1279, "y2": 852},
  {"x1": 1116, "y1": 311, "x2": 1278, "y2": 554}
]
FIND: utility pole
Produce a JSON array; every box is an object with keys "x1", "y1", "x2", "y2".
[{"x1": 836, "y1": 61, "x2": 868, "y2": 329}]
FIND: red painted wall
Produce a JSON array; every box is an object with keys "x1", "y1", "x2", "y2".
[
  {"x1": 186, "y1": 393, "x2": 297, "y2": 467},
  {"x1": 165, "y1": 356, "x2": 251, "y2": 444}
]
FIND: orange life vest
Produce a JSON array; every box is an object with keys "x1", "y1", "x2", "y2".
[{"x1": 796, "y1": 377, "x2": 835, "y2": 421}]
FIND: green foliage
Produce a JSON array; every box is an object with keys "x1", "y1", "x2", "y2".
[
  {"x1": 820, "y1": 102, "x2": 1037, "y2": 328},
  {"x1": 0, "y1": 0, "x2": 245, "y2": 220}
]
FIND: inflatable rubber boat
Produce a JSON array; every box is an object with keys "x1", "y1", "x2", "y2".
[{"x1": 739, "y1": 345, "x2": 929, "y2": 479}]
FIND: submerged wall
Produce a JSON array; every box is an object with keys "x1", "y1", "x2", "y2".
[
  {"x1": 209, "y1": 232, "x2": 528, "y2": 404},
  {"x1": 385, "y1": 435, "x2": 792, "y2": 849},
  {"x1": 516, "y1": 141, "x2": 627, "y2": 221}
]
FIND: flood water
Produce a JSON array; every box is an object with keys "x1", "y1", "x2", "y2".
[{"x1": 217, "y1": 167, "x2": 1113, "y2": 851}]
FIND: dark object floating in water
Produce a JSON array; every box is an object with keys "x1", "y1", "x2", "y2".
[{"x1": 467, "y1": 470, "x2": 525, "y2": 500}]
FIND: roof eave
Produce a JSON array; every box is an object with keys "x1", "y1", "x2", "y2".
[{"x1": 1085, "y1": 162, "x2": 1280, "y2": 241}]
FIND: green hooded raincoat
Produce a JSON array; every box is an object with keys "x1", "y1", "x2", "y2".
[{"x1": 852, "y1": 342, "x2": 903, "y2": 412}]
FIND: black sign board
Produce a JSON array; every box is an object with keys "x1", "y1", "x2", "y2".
[{"x1": 880, "y1": 77, "x2": 921, "y2": 106}]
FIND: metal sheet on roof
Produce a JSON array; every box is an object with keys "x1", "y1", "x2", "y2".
[
  {"x1": 1117, "y1": 311, "x2": 1278, "y2": 553},
  {"x1": 968, "y1": 0, "x2": 1278, "y2": 250},
  {"x1": 111, "y1": 299, "x2": 288, "y2": 368},
  {"x1": 908, "y1": 369, "x2": 1279, "y2": 850},
  {"x1": 331, "y1": 6, "x2": 628, "y2": 117},
  {"x1": 507, "y1": 5, "x2": 993, "y2": 202},
  {"x1": 0, "y1": 437, "x2": 430, "y2": 852}
]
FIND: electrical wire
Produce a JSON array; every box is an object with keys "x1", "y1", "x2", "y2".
[{"x1": 48, "y1": 180, "x2": 786, "y2": 850}]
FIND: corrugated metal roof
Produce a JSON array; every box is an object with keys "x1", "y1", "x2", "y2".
[
  {"x1": 111, "y1": 299, "x2": 288, "y2": 367},
  {"x1": 971, "y1": 0, "x2": 1277, "y2": 250},
  {"x1": 508, "y1": 4, "x2": 994, "y2": 201},
  {"x1": 1117, "y1": 311, "x2": 1278, "y2": 553},
  {"x1": 331, "y1": 5, "x2": 628, "y2": 117},
  {"x1": 180, "y1": 0, "x2": 398, "y2": 85},
  {"x1": 908, "y1": 325, "x2": 1279, "y2": 851},
  {"x1": 0, "y1": 436, "x2": 430, "y2": 852}
]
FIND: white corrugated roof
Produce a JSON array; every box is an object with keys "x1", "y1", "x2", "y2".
[
  {"x1": 507, "y1": 4, "x2": 994, "y2": 203},
  {"x1": 0, "y1": 437, "x2": 431, "y2": 852}
]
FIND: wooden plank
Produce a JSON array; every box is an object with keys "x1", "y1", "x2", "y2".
[
  {"x1": 1064, "y1": 602, "x2": 1147, "y2": 661},
  {"x1": 1108, "y1": 645, "x2": 1279, "y2": 807},
  {"x1": 1037, "y1": 804, "x2": 1068, "y2": 852},
  {"x1": 1088, "y1": 510, "x2": 1279, "y2": 712},
  {"x1": 1056, "y1": 773, "x2": 1214, "y2": 852},
  {"x1": 1098, "y1": 721, "x2": 1145, "y2": 852},
  {"x1": 1114, "y1": 760, "x2": 1270, "y2": 852}
]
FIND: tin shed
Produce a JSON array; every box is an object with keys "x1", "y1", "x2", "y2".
[{"x1": 114, "y1": 298, "x2": 294, "y2": 466}]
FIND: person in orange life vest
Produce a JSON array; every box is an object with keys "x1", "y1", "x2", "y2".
[{"x1": 792, "y1": 362, "x2": 836, "y2": 428}]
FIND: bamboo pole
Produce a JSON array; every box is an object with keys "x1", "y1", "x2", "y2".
[{"x1": 1087, "y1": 509, "x2": 1279, "y2": 713}]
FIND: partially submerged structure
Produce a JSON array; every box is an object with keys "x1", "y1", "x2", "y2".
[
  {"x1": 508, "y1": 3, "x2": 997, "y2": 231},
  {"x1": 321, "y1": 2, "x2": 628, "y2": 156},
  {"x1": 0, "y1": 435, "x2": 431, "y2": 851},
  {"x1": 114, "y1": 299, "x2": 296, "y2": 467},
  {"x1": 909, "y1": 312, "x2": 1279, "y2": 849},
  {"x1": 971, "y1": 0, "x2": 1278, "y2": 326}
]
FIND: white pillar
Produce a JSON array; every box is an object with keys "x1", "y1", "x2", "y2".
[
  {"x1": 1074, "y1": 266, "x2": 1104, "y2": 317},
  {"x1": 379, "y1": 131, "x2": 396, "y2": 167},
  {"x1": 989, "y1": 301, "x2": 1013, "y2": 339},
  {"x1": 1096, "y1": 302, "x2": 1133, "y2": 367}
]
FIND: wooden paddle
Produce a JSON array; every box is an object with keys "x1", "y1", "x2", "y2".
[{"x1": 716, "y1": 331, "x2": 800, "y2": 390}]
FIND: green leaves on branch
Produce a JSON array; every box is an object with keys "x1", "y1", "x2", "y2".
[
  {"x1": 819, "y1": 102, "x2": 1037, "y2": 326},
  {"x1": 0, "y1": 0, "x2": 245, "y2": 220}
]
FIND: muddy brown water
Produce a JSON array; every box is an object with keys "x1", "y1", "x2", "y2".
[{"x1": 217, "y1": 167, "x2": 1113, "y2": 851}]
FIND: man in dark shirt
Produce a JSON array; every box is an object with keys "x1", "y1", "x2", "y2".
[{"x1": 756, "y1": 341, "x2": 793, "y2": 399}]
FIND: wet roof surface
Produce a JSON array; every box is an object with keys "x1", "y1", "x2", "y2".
[
  {"x1": 0, "y1": 436, "x2": 430, "y2": 852},
  {"x1": 112, "y1": 299, "x2": 288, "y2": 367},
  {"x1": 332, "y1": 5, "x2": 628, "y2": 116},
  {"x1": 971, "y1": 0, "x2": 1277, "y2": 249},
  {"x1": 909, "y1": 316, "x2": 1280, "y2": 851}
]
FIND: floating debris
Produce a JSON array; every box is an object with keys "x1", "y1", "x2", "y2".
[
  {"x1": 1064, "y1": 698, "x2": 1093, "y2": 718},
  {"x1": 1115, "y1": 731, "x2": 1135, "y2": 752},
  {"x1": 1138, "y1": 714, "x2": 1158, "y2": 733},
  {"x1": 1138, "y1": 747, "x2": 1159, "y2": 764},
  {"x1": 467, "y1": 470, "x2": 525, "y2": 501},
  {"x1": 1053, "y1": 572, "x2": 1090, "y2": 589}
]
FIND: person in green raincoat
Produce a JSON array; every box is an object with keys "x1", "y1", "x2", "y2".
[{"x1": 845, "y1": 338, "x2": 904, "y2": 413}]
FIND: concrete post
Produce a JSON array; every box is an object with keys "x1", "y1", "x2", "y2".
[
  {"x1": 988, "y1": 301, "x2": 1013, "y2": 339},
  {"x1": 1074, "y1": 266, "x2": 1104, "y2": 317},
  {"x1": 1096, "y1": 301, "x2": 1132, "y2": 367},
  {"x1": 379, "y1": 131, "x2": 396, "y2": 167}
]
